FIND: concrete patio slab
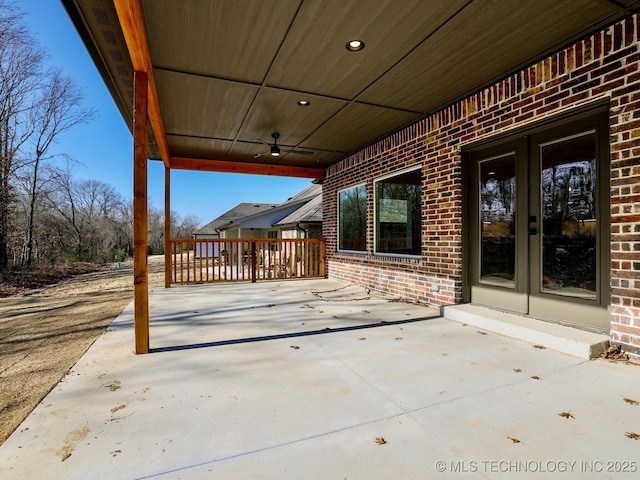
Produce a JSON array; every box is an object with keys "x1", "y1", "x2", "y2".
[{"x1": 1, "y1": 279, "x2": 639, "y2": 479}]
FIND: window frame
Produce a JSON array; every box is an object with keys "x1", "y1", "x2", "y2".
[
  {"x1": 373, "y1": 166, "x2": 423, "y2": 258},
  {"x1": 337, "y1": 182, "x2": 368, "y2": 253}
]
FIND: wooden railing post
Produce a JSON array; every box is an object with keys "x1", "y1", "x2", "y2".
[
  {"x1": 251, "y1": 241, "x2": 257, "y2": 282},
  {"x1": 321, "y1": 239, "x2": 327, "y2": 278}
]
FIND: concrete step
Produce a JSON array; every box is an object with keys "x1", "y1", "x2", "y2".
[{"x1": 442, "y1": 304, "x2": 610, "y2": 359}]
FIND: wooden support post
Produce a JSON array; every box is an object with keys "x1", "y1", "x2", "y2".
[
  {"x1": 164, "y1": 166, "x2": 171, "y2": 288},
  {"x1": 133, "y1": 70, "x2": 149, "y2": 354}
]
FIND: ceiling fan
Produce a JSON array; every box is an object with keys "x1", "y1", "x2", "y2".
[{"x1": 253, "y1": 132, "x2": 314, "y2": 158}]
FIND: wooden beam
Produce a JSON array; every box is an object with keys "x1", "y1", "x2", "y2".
[
  {"x1": 170, "y1": 157, "x2": 325, "y2": 180},
  {"x1": 113, "y1": 0, "x2": 170, "y2": 168},
  {"x1": 164, "y1": 166, "x2": 171, "y2": 289},
  {"x1": 133, "y1": 70, "x2": 149, "y2": 355}
]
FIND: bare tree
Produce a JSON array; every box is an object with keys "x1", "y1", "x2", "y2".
[
  {"x1": 20, "y1": 70, "x2": 95, "y2": 265},
  {"x1": 0, "y1": 1, "x2": 43, "y2": 270},
  {"x1": 171, "y1": 212, "x2": 201, "y2": 238},
  {"x1": 147, "y1": 205, "x2": 164, "y2": 255},
  {"x1": 44, "y1": 169, "x2": 127, "y2": 263}
]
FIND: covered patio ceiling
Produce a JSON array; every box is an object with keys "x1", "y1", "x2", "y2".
[{"x1": 63, "y1": 0, "x2": 640, "y2": 178}]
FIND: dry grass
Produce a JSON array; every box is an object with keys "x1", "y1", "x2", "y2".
[{"x1": 0, "y1": 256, "x2": 165, "y2": 445}]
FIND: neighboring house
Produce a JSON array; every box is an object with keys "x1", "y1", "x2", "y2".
[
  {"x1": 193, "y1": 203, "x2": 276, "y2": 257},
  {"x1": 217, "y1": 183, "x2": 321, "y2": 240},
  {"x1": 194, "y1": 183, "x2": 322, "y2": 270},
  {"x1": 276, "y1": 193, "x2": 323, "y2": 239},
  {"x1": 194, "y1": 203, "x2": 277, "y2": 239}
]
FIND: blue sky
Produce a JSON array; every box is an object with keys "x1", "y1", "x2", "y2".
[{"x1": 20, "y1": 1, "x2": 313, "y2": 227}]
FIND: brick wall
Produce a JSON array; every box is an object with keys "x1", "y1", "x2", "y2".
[{"x1": 323, "y1": 14, "x2": 640, "y2": 360}]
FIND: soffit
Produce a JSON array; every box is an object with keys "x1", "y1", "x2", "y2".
[{"x1": 63, "y1": 0, "x2": 640, "y2": 173}]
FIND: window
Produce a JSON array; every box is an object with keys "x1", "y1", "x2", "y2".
[
  {"x1": 375, "y1": 168, "x2": 422, "y2": 256},
  {"x1": 338, "y1": 184, "x2": 367, "y2": 251}
]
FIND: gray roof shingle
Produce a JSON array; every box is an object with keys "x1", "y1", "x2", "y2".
[{"x1": 194, "y1": 203, "x2": 276, "y2": 235}]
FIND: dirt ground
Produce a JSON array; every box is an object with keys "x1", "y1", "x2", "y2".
[{"x1": 0, "y1": 256, "x2": 165, "y2": 445}]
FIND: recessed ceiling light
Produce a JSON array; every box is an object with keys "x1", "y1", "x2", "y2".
[
  {"x1": 346, "y1": 40, "x2": 365, "y2": 52},
  {"x1": 297, "y1": 100, "x2": 310, "y2": 106}
]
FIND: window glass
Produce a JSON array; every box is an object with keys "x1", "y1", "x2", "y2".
[
  {"x1": 338, "y1": 185, "x2": 367, "y2": 251},
  {"x1": 480, "y1": 154, "x2": 516, "y2": 286},
  {"x1": 540, "y1": 131, "x2": 597, "y2": 299},
  {"x1": 375, "y1": 169, "x2": 421, "y2": 255}
]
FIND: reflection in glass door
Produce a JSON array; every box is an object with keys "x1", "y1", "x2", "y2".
[
  {"x1": 539, "y1": 132, "x2": 597, "y2": 300},
  {"x1": 469, "y1": 142, "x2": 527, "y2": 314},
  {"x1": 480, "y1": 154, "x2": 516, "y2": 287}
]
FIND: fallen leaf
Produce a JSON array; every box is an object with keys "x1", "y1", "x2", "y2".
[
  {"x1": 533, "y1": 344, "x2": 546, "y2": 349},
  {"x1": 602, "y1": 345, "x2": 629, "y2": 361},
  {"x1": 289, "y1": 345, "x2": 300, "y2": 350},
  {"x1": 624, "y1": 397, "x2": 639, "y2": 406},
  {"x1": 395, "y1": 337, "x2": 403, "y2": 340},
  {"x1": 558, "y1": 412, "x2": 575, "y2": 419},
  {"x1": 507, "y1": 436, "x2": 521, "y2": 444},
  {"x1": 111, "y1": 404, "x2": 126, "y2": 414},
  {"x1": 266, "y1": 304, "x2": 275, "y2": 308},
  {"x1": 358, "y1": 337, "x2": 366, "y2": 341},
  {"x1": 625, "y1": 432, "x2": 639, "y2": 440},
  {"x1": 531, "y1": 375, "x2": 542, "y2": 380},
  {"x1": 477, "y1": 331, "x2": 488, "y2": 335},
  {"x1": 362, "y1": 310, "x2": 370, "y2": 314},
  {"x1": 513, "y1": 368, "x2": 522, "y2": 373},
  {"x1": 375, "y1": 437, "x2": 387, "y2": 445},
  {"x1": 103, "y1": 380, "x2": 121, "y2": 392}
]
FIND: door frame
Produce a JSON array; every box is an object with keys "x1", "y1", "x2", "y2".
[{"x1": 462, "y1": 102, "x2": 610, "y2": 330}]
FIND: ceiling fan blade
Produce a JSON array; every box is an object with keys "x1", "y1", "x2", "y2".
[{"x1": 253, "y1": 150, "x2": 269, "y2": 158}]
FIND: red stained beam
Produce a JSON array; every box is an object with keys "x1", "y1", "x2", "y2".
[{"x1": 170, "y1": 157, "x2": 325, "y2": 180}]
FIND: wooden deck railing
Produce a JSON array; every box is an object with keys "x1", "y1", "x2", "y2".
[{"x1": 168, "y1": 238, "x2": 326, "y2": 285}]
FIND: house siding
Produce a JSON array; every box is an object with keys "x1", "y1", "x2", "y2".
[{"x1": 323, "y1": 13, "x2": 640, "y2": 361}]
